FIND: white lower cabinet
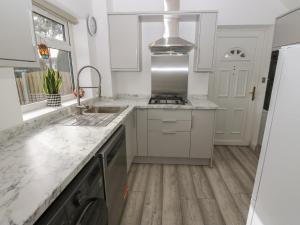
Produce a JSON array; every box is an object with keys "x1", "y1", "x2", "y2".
[
  {"x1": 124, "y1": 109, "x2": 137, "y2": 172},
  {"x1": 147, "y1": 109, "x2": 192, "y2": 158},
  {"x1": 126, "y1": 108, "x2": 215, "y2": 165},
  {"x1": 190, "y1": 110, "x2": 215, "y2": 159}
]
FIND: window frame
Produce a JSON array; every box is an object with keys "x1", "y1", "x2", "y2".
[{"x1": 20, "y1": 5, "x2": 76, "y2": 113}]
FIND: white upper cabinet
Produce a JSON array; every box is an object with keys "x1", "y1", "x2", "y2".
[
  {"x1": 108, "y1": 14, "x2": 141, "y2": 71},
  {"x1": 194, "y1": 13, "x2": 218, "y2": 72},
  {"x1": 0, "y1": 0, "x2": 37, "y2": 67},
  {"x1": 273, "y1": 8, "x2": 300, "y2": 48}
]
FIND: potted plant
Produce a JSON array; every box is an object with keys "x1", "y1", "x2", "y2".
[{"x1": 43, "y1": 68, "x2": 63, "y2": 107}]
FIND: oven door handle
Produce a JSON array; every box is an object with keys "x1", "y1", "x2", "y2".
[{"x1": 75, "y1": 197, "x2": 101, "y2": 225}]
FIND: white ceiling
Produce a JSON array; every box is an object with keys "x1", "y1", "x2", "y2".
[{"x1": 280, "y1": 0, "x2": 300, "y2": 10}]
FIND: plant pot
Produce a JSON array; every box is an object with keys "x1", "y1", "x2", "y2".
[{"x1": 46, "y1": 94, "x2": 61, "y2": 107}]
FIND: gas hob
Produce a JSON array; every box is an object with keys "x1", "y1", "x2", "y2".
[{"x1": 148, "y1": 96, "x2": 187, "y2": 105}]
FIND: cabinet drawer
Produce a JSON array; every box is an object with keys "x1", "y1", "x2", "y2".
[
  {"x1": 148, "y1": 120, "x2": 191, "y2": 132},
  {"x1": 148, "y1": 131, "x2": 190, "y2": 158},
  {"x1": 148, "y1": 109, "x2": 191, "y2": 121}
]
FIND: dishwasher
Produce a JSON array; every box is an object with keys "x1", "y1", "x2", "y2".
[
  {"x1": 34, "y1": 157, "x2": 108, "y2": 225},
  {"x1": 97, "y1": 125, "x2": 128, "y2": 225}
]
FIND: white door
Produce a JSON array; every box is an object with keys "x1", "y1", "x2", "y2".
[{"x1": 212, "y1": 34, "x2": 261, "y2": 145}]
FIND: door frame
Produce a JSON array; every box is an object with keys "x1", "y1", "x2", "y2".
[{"x1": 208, "y1": 25, "x2": 274, "y2": 147}]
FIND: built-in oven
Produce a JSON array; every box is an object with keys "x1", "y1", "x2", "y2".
[
  {"x1": 35, "y1": 158, "x2": 108, "y2": 225},
  {"x1": 97, "y1": 125, "x2": 128, "y2": 225}
]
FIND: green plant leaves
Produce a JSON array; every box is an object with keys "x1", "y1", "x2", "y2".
[{"x1": 43, "y1": 68, "x2": 63, "y2": 94}]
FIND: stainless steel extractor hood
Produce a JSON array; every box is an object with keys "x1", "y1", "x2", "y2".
[{"x1": 149, "y1": 0, "x2": 194, "y2": 54}]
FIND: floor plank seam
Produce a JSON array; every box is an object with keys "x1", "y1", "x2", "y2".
[
  {"x1": 139, "y1": 165, "x2": 151, "y2": 225},
  {"x1": 176, "y1": 166, "x2": 185, "y2": 225},
  {"x1": 203, "y1": 167, "x2": 229, "y2": 225}
]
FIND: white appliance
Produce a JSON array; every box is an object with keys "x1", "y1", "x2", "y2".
[{"x1": 247, "y1": 44, "x2": 300, "y2": 225}]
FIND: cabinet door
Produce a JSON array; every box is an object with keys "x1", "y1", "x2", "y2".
[
  {"x1": 0, "y1": 0, "x2": 37, "y2": 66},
  {"x1": 194, "y1": 13, "x2": 217, "y2": 72},
  {"x1": 132, "y1": 109, "x2": 137, "y2": 158},
  {"x1": 137, "y1": 109, "x2": 148, "y2": 156},
  {"x1": 125, "y1": 110, "x2": 137, "y2": 172},
  {"x1": 190, "y1": 110, "x2": 215, "y2": 158},
  {"x1": 108, "y1": 14, "x2": 140, "y2": 71},
  {"x1": 125, "y1": 113, "x2": 133, "y2": 172}
]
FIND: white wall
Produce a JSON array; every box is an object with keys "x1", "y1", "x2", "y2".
[
  {"x1": 71, "y1": 19, "x2": 94, "y2": 97},
  {"x1": 111, "y1": 0, "x2": 287, "y2": 96},
  {"x1": 0, "y1": 68, "x2": 23, "y2": 131},
  {"x1": 49, "y1": 0, "x2": 91, "y2": 18},
  {"x1": 250, "y1": 26, "x2": 275, "y2": 150},
  {"x1": 90, "y1": 0, "x2": 114, "y2": 97},
  {"x1": 180, "y1": 0, "x2": 286, "y2": 25},
  {"x1": 280, "y1": 0, "x2": 300, "y2": 10},
  {"x1": 112, "y1": 0, "x2": 287, "y2": 25},
  {"x1": 50, "y1": 0, "x2": 114, "y2": 97}
]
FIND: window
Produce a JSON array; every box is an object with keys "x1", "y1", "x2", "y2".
[
  {"x1": 224, "y1": 48, "x2": 247, "y2": 61},
  {"x1": 14, "y1": 6, "x2": 75, "y2": 107},
  {"x1": 33, "y1": 12, "x2": 66, "y2": 41}
]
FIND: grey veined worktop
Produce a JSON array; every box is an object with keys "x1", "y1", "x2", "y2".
[{"x1": 0, "y1": 97, "x2": 218, "y2": 225}]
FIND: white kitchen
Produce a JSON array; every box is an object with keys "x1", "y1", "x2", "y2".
[{"x1": 0, "y1": 0, "x2": 299, "y2": 225}]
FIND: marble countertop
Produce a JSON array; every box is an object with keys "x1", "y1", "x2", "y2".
[
  {"x1": 93, "y1": 96, "x2": 218, "y2": 110},
  {"x1": 0, "y1": 97, "x2": 218, "y2": 225}
]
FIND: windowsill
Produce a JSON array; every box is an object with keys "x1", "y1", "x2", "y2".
[{"x1": 22, "y1": 97, "x2": 93, "y2": 122}]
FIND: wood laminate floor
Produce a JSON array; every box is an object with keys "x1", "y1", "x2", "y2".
[{"x1": 120, "y1": 146, "x2": 259, "y2": 225}]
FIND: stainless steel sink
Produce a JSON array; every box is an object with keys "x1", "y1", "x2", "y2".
[
  {"x1": 83, "y1": 106, "x2": 127, "y2": 114},
  {"x1": 59, "y1": 106, "x2": 128, "y2": 127}
]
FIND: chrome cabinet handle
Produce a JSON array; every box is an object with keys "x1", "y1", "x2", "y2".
[
  {"x1": 162, "y1": 119, "x2": 177, "y2": 123},
  {"x1": 162, "y1": 130, "x2": 177, "y2": 134}
]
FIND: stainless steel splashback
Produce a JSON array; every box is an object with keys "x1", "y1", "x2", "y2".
[{"x1": 151, "y1": 54, "x2": 189, "y2": 97}]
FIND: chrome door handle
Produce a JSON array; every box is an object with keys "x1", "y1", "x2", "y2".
[{"x1": 250, "y1": 86, "x2": 256, "y2": 101}]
